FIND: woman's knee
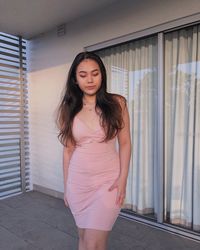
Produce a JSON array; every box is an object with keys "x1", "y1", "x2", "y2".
[
  {"x1": 83, "y1": 229, "x2": 109, "y2": 250},
  {"x1": 83, "y1": 238, "x2": 100, "y2": 250}
]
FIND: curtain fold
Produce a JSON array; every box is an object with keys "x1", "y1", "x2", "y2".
[
  {"x1": 164, "y1": 24, "x2": 200, "y2": 231},
  {"x1": 98, "y1": 36, "x2": 158, "y2": 218}
]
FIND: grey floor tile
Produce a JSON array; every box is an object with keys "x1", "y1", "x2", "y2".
[
  {"x1": 108, "y1": 231, "x2": 146, "y2": 250},
  {"x1": 114, "y1": 216, "x2": 153, "y2": 241},
  {"x1": 0, "y1": 226, "x2": 39, "y2": 250},
  {"x1": 0, "y1": 191, "x2": 199, "y2": 250},
  {"x1": 143, "y1": 229, "x2": 200, "y2": 250},
  {"x1": 21, "y1": 222, "x2": 78, "y2": 250}
]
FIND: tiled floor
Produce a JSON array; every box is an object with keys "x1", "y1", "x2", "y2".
[{"x1": 0, "y1": 191, "x2": 199, "y2": 250}]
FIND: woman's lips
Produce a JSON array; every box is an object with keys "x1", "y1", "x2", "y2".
[{"x1": 86, "y1": 86, "x2": 96, "y2": 89}]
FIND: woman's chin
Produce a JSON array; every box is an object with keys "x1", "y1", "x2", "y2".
[{"x1": 83, "y1": 89, "x2": 98, "y2": 95}]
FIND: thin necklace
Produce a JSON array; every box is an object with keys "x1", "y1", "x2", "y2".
[{"x1": 83, "y1": 101, "x2": 96, "y2": 111}]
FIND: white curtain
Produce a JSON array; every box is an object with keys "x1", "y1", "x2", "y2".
[
  {"x1": 97, "y1": 36, "x2": 159, "y2": 217},
  {"x1": 164, "y1": 25, "x2": 200, "y2": 231}
]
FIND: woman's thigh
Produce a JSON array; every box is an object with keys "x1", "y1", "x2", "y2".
[{"x1": 77, "y1": 227, "x2": 85, "y2": 240}]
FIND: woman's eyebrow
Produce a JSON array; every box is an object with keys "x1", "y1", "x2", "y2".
[{"x1": 78, "y1": 69, "x2": 99, "y2": 73}]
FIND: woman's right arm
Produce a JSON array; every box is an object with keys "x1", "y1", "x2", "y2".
[{"x1": 63, "y1": 142, "x2": 75, "y2": 197}]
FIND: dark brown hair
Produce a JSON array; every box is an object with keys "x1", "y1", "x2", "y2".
[{"x1": 55, "y1": 51, "x2": 126, "y2": 147}]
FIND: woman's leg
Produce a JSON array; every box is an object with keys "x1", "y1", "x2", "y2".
[
  {"x1": 83, "y1": 228, "x2": 110, "y2": 250},
  {"x1": 77, "y1": 227, "x2": 85, "y2": 250}
]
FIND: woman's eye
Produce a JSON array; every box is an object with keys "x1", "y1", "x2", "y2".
[{"x1": 79, "y1": 73, "x2": 99, "y2": 78}]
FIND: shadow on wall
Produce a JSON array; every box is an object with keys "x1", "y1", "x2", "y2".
[{"x1": 26, "y1": 0, "x2": 185, "y2": 73}]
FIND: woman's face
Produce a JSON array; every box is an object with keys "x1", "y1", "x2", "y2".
[{"x1": 76, "y1": 59, "x2": 102, "y2": 96}]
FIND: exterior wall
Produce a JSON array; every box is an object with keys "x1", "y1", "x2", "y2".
[{"x1": 27, "y1": 0, "x2": 200, "y2": 193}]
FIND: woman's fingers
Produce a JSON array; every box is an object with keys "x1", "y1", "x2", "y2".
[
  {"x1": 116, "y1": 192, "x2": 120, "y2": 205},
  {"x1": 64, "y1": 200, "x2": 69, "y2": 207},
  {"x1": 108, "y1": 182, "x2": 117, "y2": 191},
  {"x1": 64, "y1": 195, "x2": 69, "y2": 207},
  {"x1": 116, "y1": 192, "x2": 126, "y2": 206},
  {"x1": 119, "y1": 195, "x2": 125, "y2": 206}
]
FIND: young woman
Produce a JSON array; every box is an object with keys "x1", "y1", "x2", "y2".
[{"x1": 56, "y1": 51, "x2": 131, "y2": 250}]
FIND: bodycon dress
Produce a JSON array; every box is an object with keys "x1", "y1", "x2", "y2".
[{"x1": 65, "y1": 115, "x2": 121, "y2": 231}]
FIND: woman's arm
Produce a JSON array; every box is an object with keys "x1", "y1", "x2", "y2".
[
  {"x1": 108, "y1": 96, "x2": 132, "y2": 206},
  {"x1": 117, "y1": 96, "x2": 132, "y2": 185},
  {"x1": 63, "y1": 141, "x2": 75, "y2": 194}
]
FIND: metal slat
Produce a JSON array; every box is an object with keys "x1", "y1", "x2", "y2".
[
  {"x1": 0, "y1": 95, "x2": 20, "y2": 100},
  {"x1": 0, "y1": 91, "x2": 20, "y2": 96},
  {"x1": 0, "y1": 171, "x2": 20, "y2": 179},
  {"x1": 0, "y1": 104, "x2": 22, "y2": 108},
  {"x1": 0, "y1": 142, "x2": 19, "y2": 147},
  {"x1": 0, "y1": 45, "x2": 19, "y2": 53},
  {"x1": 0, "y1": 132, "x2": 20, "y2": 136},
  {"x1": 0, "y1": 57, "x2": 20, "y2": 64},
  {"x1": 1, "y1": 51, "x2": 26, "y2": 60},
  {"x1": 0, "y1": 116, "x2": 20, "y2": 119},
  {"x1": 0, "y1": 159, "x2": 20, "y2": 166},
  {"x1": 0, "y1": 179, "x2": 21, "y2": 190},
  {"x1": 0, "y1": 110, "x2": 21, "y2": 113},
  {"x1": 0, "y1": 152, "x2": 20, "y2": 159},
  {"x1": 0, "y1": 189, "x2": 22, "y2": 199},
  {"x1": 0, "y1": 167, "x2": 20, "y2": 173},
  {"x1": 0, "y1": 39, "x2": 25, "y2": 49},
  {"x1": 0, "y1": 82, "x2": 20, "y2": 86},
  {"x1": 0, "y1": 85, "x2": 20, "y2": 91},
  {"x1": 0, "y1": 167, "x2": 20, "y2": 174},
  {"x1": 1, "y1": 121, "x2": 20, "y2": 125},
  {"x1": 0, "y1": 186, "x2": 21, "y2": 195},
  {"x1": 0, "y1": 33, "x2": 30, "y2": 199},
  {"x1": 0, "y1": 33, "x2": 19, "y2": 41},
  {"x1": 0, "y1": 68, "x2": 20, "y2": 75},
  {"x1": 0, "y1": 63, "x2": 26, "y2": 71},
  {"x1": 0, "y1": 76, "x2": 21, "y2": 81},
  {"x1": 0, "y1": 129, "x2": 21, "y2": 133},
  {"x1": 0, "y1": 97, "x2": 20, "y2": 102}
]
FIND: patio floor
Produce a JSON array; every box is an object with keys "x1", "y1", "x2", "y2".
[{"x1": 0, "y1": 191, "x2": 199, "y2": 250}]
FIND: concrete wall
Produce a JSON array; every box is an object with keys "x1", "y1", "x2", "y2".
[{"x1": 27, "y1": 0, "x2": 200, "y2": 194}]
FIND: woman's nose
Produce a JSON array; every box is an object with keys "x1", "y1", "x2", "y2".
[{"x1": 87, "y1": 75, "x2": 93, "y2": 83}]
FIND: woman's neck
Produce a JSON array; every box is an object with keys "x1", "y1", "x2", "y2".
[{"x1": 83, "y1": 95, "x2": 96, "y2": 104}]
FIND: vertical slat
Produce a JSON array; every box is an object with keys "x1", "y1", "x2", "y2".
[
  {"x1": 19, "y1": 36, "x2": 26, "y2": 192},
  {"x1": 157, "y1": 32, "x2": 164, "y2": 223}
]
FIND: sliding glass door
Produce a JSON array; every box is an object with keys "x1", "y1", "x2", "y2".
[
  {"x1": 96, "y1": 23, "x2": 200, "y2": 234},
  {"x1": 164, "y1": 24, "x2": 200, "y2": 232}
]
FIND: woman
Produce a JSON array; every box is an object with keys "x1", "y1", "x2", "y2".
[{"x1": 56, "y1": 51, "x2": 131, "y2": 250}]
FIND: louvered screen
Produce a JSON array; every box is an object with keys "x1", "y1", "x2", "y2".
[{"x1": 0, "y1": 32, "x2": 30, "y2": 199}]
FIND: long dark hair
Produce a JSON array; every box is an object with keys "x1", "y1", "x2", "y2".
[{"x1": 55, "y1": 51, "x2": 125, "y2": 147}]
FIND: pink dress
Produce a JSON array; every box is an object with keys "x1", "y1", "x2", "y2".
[{"x1": 65, "y1": 115, "x2": 121, "y2": 231}]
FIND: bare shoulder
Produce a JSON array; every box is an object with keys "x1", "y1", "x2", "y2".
[{"x1": 111, "y1": 93, "x2": 127, "y2": 110}]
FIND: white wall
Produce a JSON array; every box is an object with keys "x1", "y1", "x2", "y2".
[{"x1": 28, "y1": 0, "x2": 200, "y2": 194}]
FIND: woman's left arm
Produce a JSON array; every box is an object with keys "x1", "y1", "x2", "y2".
[
  {"x1": 108, "y1": 96, "x2": 132, "y2": 206},
  {"x1": 118, "y1": 97, "x2": 132, "y2": 184}
]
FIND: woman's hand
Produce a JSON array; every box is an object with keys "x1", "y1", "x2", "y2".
[
  {"x1": 64, "y1": 192, "x2": 69, "y2": 207},
  {"x1": 108, "y1": 177, "x2": 126, "y2": 207}
]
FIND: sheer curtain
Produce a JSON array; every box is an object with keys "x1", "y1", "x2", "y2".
[
  {"x1": 97, "y1": 36, "x2": 159, "y2": 217},
  {"x1": 164, "y1": 25, "x2": 200, "y2": 231}
]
